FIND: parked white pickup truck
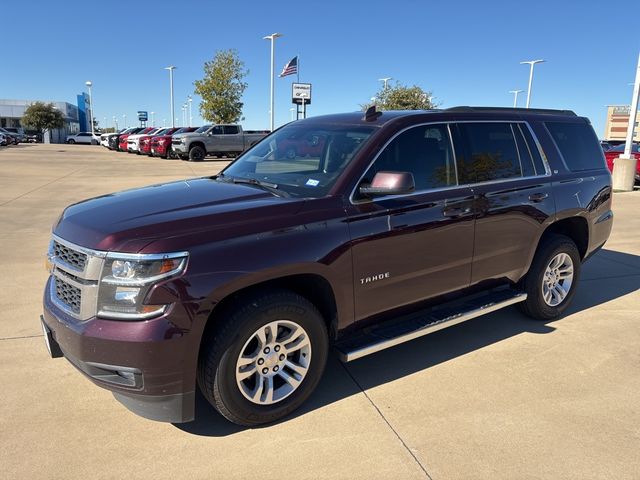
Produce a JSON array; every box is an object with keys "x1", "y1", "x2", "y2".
[{"x1": 171, "y1": 124, "x2": 269, "y2": 161}]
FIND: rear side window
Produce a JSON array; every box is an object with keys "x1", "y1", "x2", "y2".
[
  {"x1": 545, "y1": 122, "x2": 604, "y2": 171},
  {"x1": 455, "y1": 123, "x2": 522, "y2": 183},
  {"x1": 224, "y1": 126, "x2": 239, "y2": 135}
]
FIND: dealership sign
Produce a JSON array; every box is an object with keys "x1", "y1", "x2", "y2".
[
  {"x1": 137, "y1": 111, "x2": 148, "y2": 121},
  {"x1": 292, "y1": 83, "x2": 312, "y2": 105}
]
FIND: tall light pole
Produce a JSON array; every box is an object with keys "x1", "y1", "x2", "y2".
[
  {"x1": 187, "y1": 95, "x2": 193, "y2": 127},
  {"x1": 164, "y1": 66, "x2": 177, "y2": 127},
  {"x1": 378, "y1": 77, "x2": 392, "y2": 90},
  {"x1": 520, "y1": 59, "x2": 545, "y2": 108},
  {"x1": 150, "y1": 111, "x2": 155, "y2": 126},
  {"x1": 113, "y1": 116, "x2": 117, "y2": 130},
  {"x1": 263, "y1": 33, "x2": 282, "y2": 131},
  {"x1": 612, "y1": 51, "x2": 640, "y2": 192},
  {"x1": 163, "y1": 118, "x2": 166, "y2": 128},
  {"x1": 290, "y1": 107, "x2": 295, "y2": 121},
  {"x1": 85, "y1": 81, "x2": 94, "y2": 136},
  {"x1": 123, "y1": 114, "x2": 127, "y2": 129},
  {"x1": 509, "y1": 89, "x2": 524, "y2": 108}
]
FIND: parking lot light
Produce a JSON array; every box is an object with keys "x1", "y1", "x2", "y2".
[
  {"x1": 164, "y1": 66, "x2": 177, "y2": 128},
  {"x1": 509, "y1": 89, "x2": 524, "y2": 108},
  {"x1": 188, "y1": 96, "x2": 193, "y2": 127},
  {"x1": 85, "y1": 81, "x2": 95, "y2": 137},
  {"x1": 151, "y1": 112, "x2": 155, "y2": 126},
  {"x1": 520, "y1": 60, "x2": 545, "y2": 108},
  {"x1": 263, "y1": 33, "x2": 282, "y2": 131}
]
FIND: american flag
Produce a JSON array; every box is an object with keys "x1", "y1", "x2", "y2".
[{"x1": 279, "y1": 56, "x2": 298, "y2": 77}]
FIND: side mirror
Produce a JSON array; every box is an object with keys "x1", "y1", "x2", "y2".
[{"x1": 359, "y1": 171, "x2": 415, "y2": 197}]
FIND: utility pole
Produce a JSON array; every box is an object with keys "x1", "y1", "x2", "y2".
[{"x1": 378, "y1": 77, "x2": 392, "y2": 90}]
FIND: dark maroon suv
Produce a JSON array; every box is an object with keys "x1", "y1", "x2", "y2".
[{"x1": 41, "y1": 107, "x2": 613, "y2": 426}]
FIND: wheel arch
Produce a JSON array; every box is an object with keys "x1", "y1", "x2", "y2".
[
  {"x1": 540, "y1": 216, "x2": 589, "y2": 260},
  {"x1": 199, "y1": 272, "x2": 340, "y2": 354}
]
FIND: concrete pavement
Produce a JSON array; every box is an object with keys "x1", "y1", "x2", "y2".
[{"x1": 1, "y1": 144, "x2": 638, "y2": 479}]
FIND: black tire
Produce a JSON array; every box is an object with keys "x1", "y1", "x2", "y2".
[
  {"x1": 67, "y1": 139, "x2": 75, "y2": 144},
  {"x1": 197, "y1": 290, "x2": 329, "y2": 426},
  {"x1": 517, "y1": 234, "x2": 581, "y2": 320},
  {"x1": 189, "y1": 145, "x2": 206, "y2": 162}
]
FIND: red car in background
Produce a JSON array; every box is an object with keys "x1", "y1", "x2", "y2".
[
  {"x1": 604, "y1": 143, "x2": 640, "y2": 183},
  {"x1": 139, "y1": 128, "x2": 178, "y2": 155},
  {"x1": 277, "y1": 133, "x2": 327, "y2": 159},
  {"x1": 150, "y1": 127, "x2": 198, "y2": 158},
  {"x1": 118, "y1": 127, "x2": 156, "y2": 152}
]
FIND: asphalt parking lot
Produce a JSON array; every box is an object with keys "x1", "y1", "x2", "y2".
[{"x1": 1, "y1": 144, "x2": 639, "y2": 479}]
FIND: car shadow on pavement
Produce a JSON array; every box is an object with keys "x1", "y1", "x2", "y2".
[{"x1": 175, "y1": 248, "x2": 640, "y2": 437}]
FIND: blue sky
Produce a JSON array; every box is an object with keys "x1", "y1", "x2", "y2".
[{"x1": 2, "y1": 0, "x2": 638, "y2": 137}]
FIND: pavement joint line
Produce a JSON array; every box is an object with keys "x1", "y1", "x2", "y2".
[
  {"x1": 339, "y1": 362, "x2": 433, "y2": 480},
  {"x1": 0, "y1": 166, "x2": 87, "y2": 207},
  {"x1": 0, "y1": 334, "x2": 43, "y2": 341}
]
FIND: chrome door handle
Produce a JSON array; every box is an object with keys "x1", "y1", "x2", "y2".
[{"x1": 528, "y1": 192, "x2": 549, "y2": 202}]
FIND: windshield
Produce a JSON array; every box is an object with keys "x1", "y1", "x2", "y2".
[
  {"x1": 195, "y1": 125, "x2": 211, "y2": 133},
  {"x1": 221, "y1": 123, "x2": 376, "y2": 198}
]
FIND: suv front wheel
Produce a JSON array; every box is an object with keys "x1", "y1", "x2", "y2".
[
  {"x1": 518, "y1": 234, "x2": 581, "y2": 320},
  {"x1": 198, "y1": 290, "x2": 329, "y2": 426}
]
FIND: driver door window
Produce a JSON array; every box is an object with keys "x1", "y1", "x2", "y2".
[{"x1": 363, "y1": 124, "x2": 457, "y2": 192}]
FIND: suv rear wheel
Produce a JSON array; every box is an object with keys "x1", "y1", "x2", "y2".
[
  {"x1": 198, "y1": 290, "x2": 328, "y2": 426},
  {"x1": 518, "y1": 234, "x2": 581, "y2": 320}
]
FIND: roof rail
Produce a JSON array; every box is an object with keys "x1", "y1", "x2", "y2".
[{"x1": 446, "y1": 106, "x2": 577, "y2": 116}]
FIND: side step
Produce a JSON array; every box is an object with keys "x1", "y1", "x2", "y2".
[{"x1": 336, "y1": 289, "x2": 527, "y2": 362}]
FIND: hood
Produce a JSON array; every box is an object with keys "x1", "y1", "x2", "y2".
[
  {"x1": 172, "y1": 132, "x2": 202, "y2": 141},
  {"x1": 53, "y1": 177, "x2": 302, "y2": 252}
]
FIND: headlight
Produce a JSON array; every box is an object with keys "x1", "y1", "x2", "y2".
[{"x1": 97, "y1": 252, "x2": 188, "y2": 320}]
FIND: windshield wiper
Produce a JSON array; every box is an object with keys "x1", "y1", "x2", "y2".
[{"x1": 217, "y1": 173, "x2": 286, "y2": 197}]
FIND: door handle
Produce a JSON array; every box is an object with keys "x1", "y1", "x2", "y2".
[
  {"x1": 528, "y1": 192, "x2": 549, "y2": 203},
  {"x1": 442, "y1": 206, "x2": 472, "y2": 217}
]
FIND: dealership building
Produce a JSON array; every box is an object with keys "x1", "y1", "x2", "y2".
[
  {"x1": 603, "y1": 105, "x2": 640, "y2": 142},
  {"x1": 0, "y1": 97, "x2": 86, "y2": 143}
]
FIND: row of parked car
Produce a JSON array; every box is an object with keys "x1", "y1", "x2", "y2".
[
  {"x1": 602, "y1": 141, "x2": 640, "y2": 183},
  {"x1": 0, "y1": 127, "x2": 36, "y2": 145},
  {"x1": 99, "y1": 126, "x2": 201, "y2": 158},
  {"x1": 99, "y1": 124, "x2": 270, "y2": 161}
]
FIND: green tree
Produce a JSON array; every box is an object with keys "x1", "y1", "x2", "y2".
[
  {"x1": 21, "y1": 102, "x2": 65, "y2": 133},
  {"x1": 194, "y1": 49, "x2": 248, "y2": 124},
  {"x1": 364, "y1": 82, "x2": 436, "y2": 111}
]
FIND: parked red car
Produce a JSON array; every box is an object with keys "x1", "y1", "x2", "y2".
[
  {"x1": 118, "y1": 127, "x2": 156, "y2": 152},
  {"x1": 139, "y1": 128, "x2": 178, "y2": 155},
  {"x1": 604, "y1": 143, "x2": 640, "y2": 182},
  {"x1": 277, "y1": 133, "x2": 327, "y2": 159},
  {"x1": 150, "y1": 127, "x2": 198, "y2": 158}
]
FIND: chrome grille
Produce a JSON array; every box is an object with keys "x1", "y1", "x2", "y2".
[
  {"x1": 54, "y1": 277, "x2": 82, "y2": 314},
  {"x1": 54, "y1": 241, "x2": 87, "y2": 270}
]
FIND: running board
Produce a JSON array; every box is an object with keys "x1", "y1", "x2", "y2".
[{"x1": 336, "y1": 289, "x2": 527, "y2": 362}]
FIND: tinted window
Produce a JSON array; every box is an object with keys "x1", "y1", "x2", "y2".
[
  {"x1": 455, "y1": 123, "x2": 522, "y2": 183},
  {"x1": 513, "y1": 124, "x2": 536, "y2": 177},
  {"x1": 545, "y1": 122, "x2": 605, "y2": 171},
  {"x1": 519, "y1": 124, "x2": 547, "y2": 174},
  {"x1": 210, "y1": 126, "x2": 223, "y2": 135},
  {"x1": 224, "y1": 125, "x2": 239, "y2": 135},
  {"x1": 364, "y1": 124, "x2": 456, "y2": 190}
]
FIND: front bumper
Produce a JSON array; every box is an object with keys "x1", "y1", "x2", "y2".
[
  {"x1": 172, "y1": 143, "x2": 188, "y2": 154},
  {"x1": 42, "y1": 277, "x2": 196, "y2": 423}
]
